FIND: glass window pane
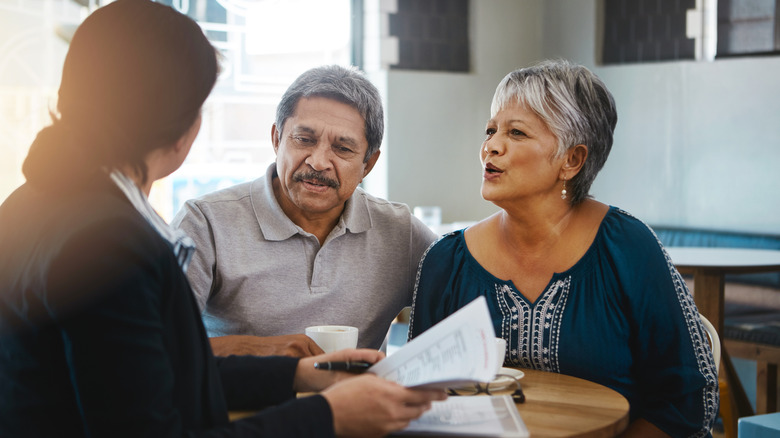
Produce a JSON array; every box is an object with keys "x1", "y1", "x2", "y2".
[
  {"x1": 0, "y1": 0, "x2": 353, "y2": 222},
  {"x1": 153, "y1": 0, "x2": 353, "y2": 220},
  {"x1": 718, "y1": 0, "x2": 778, "y2": 55}
]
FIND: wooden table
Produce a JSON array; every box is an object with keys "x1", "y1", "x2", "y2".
[
  {"x1": 230, "y1": 368, "x2": 630, "y2": 437},
  {"x1": 666, "y1": 247, "x2": 780, "y2": 432},
  {"x1": 512, "y1": 368, "x2": 629, "y2": 438},
  {"x1": 667, "y1": 247, "x2": 780, "y2": 334}
]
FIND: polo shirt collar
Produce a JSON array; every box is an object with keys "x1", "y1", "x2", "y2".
[{"x1": 251, "y1": 163, "x2": 372, "y2": 241}]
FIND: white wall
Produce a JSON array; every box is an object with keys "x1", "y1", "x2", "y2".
[
  {"x1": 382, "y1": 0, "x2": 544, "y2": 224},
  {"x1": 593, "y1": 59, "x2": 780, "y2": 233},
  {"x1": 383, "y1": 0, "x2": 780, "y2": 234},
  {"x1": 541, "y1": 0, "x2": 780, "y2": 234}
]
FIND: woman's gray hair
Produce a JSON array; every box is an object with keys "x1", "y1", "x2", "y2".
[
  {"x1": 491, "y1": 59, "x2": 618, "y2": 205},
  {"x1": 275, "y1": 65, "x2": 384, "y2": 162}
]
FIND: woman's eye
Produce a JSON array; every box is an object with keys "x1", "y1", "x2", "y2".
[
  {"x1": 485, "y1": 128, "x2": 496, "y2": 136},
  {"x1": 510, "y1": 129, "x2": 525, "y2": 136}
]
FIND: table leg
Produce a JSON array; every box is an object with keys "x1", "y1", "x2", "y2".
[
  {"x1": 756, "y1": 362, "x2": 778, "y2": 414},
  {"x1": 692, "y1": 270, "x2": 725, "y2": 334},
  {"x1": 692, "y1": 269, "x2": 754, "y2": 431}
]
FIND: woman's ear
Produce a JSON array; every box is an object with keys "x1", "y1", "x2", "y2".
[
  {"x1": 173, "y1": 114, "x2": 202, "y2": 154},
  {"x1": 561, "y1": 144, "x2": 588, "y2": 179}
]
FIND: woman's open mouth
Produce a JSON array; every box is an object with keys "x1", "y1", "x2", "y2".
[{"x1": 484, "y1": 162, "x2": 503, "y2": 174}]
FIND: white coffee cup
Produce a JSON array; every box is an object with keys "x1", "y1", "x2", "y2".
[
  {"x1": 495, "y1": 337, "x2": 507, "y2": 374},
  {"x1": 305, "y1": 325, "x2": 359, "y2": 353}
]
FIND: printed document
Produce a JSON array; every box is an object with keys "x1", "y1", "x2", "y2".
[
  {"x1": 371, "y1": 297, "x2": 529, "y2": 437},
  {"x1": 369, "y1": 296, "x2": 497, "y2": 389},
  {"x1": 392, "y1": 395, "x2": 529, "y2": 437}
]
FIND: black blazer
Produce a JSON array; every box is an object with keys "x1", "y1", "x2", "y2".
[{"x1": 0, "y1": 174, "x2": 333, "y2": 437}]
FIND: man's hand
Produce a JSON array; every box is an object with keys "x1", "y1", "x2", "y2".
[{"x1": 209, "y1": 334, "x2": 324, "y2": 357}]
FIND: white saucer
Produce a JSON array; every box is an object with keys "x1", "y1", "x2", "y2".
[{"x1": 491, "y1": 367, "x2": 525, "y2": 389}]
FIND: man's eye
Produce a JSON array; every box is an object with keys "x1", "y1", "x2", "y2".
[
  {"x1": 294, "y1": 136, "x2": 314, "y2": 144},
  {"x1": 334, "y1": 145, "x2": 354, "y2": 154},
  {"x1": 485, "y1": 128, "x2": 496, "y2": 136},
  {"x1": 510, "y1": 129, "x2": 525, "y2": 136}
]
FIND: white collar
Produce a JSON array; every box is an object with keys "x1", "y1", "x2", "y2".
[{"x1": 108, "y1": 170, "x2": 196, "y2": 272}]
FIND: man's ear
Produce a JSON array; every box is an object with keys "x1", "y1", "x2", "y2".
[
  {"x1": 271, "y1": 124, "x2": 280, "y2": 154},
  {"x1": 362, "y1": 150, "x2": 381, "y2": 179}
]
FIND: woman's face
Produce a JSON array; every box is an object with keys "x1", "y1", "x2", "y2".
[{"x1": 480, "y1": 103, "x2": 566, "y2": 207}]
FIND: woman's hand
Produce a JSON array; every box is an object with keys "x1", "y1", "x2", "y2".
[
  {"x1": 322, "y1": 374, "x2": 447, "y2": 438},
  {"x1": 294, "y1": 349, "x2": 447, "y2": 437},
  {"x1": 293, "y1": 348, "x2": 385, "y2": 393}
]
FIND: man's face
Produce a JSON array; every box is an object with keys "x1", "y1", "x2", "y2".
[{"x1": 272, "y1": 96, "x2": 379, "y2": 222}]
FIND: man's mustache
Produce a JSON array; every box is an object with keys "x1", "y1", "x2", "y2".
[{"x1": 293, "y1": 170, "x2": 340, "y2": 189}]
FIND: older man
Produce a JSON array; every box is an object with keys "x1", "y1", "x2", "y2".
[{"x1": 172, "y1": 65, "x2": 437, "y2": 357}]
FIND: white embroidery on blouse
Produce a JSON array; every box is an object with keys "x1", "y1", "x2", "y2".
[
  {"x1": 498, "y1": 277, "x2": 571, "y2": 373},
  {"x1": 628, "y1": 208, "x2": 720, "y2": 436}
]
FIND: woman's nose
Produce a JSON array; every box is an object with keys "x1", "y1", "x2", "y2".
[{"x1": 483, "y1": 136, "x2": 502, "y2": 156}]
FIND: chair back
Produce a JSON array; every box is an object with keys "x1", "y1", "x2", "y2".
[{"x1": 700, "y1": 313, "x2": 721, "y2": 375}]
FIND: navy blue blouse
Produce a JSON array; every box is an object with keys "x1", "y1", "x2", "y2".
[{"x1": 409, "y1": 206, "x2": 718, "y2": 437}]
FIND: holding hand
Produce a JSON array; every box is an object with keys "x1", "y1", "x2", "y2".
[
  {"x1": 294, "y1": 348, "x2": 385, "y2": 392},
  {"x1": 323, "y1": 374, "x2": 447, "y2": 438},
  {"x1": 296, "y1": 349, "x2": 446, "y2": 438}
]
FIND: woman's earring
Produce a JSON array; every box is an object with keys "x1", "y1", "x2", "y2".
[{"x1": 561, "y1": 179, "x2": 567, "y2": 200}]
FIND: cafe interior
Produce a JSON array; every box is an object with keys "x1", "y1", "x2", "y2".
[{"x1": 1, "y1": 0, "x2": 779, "y2": 436}]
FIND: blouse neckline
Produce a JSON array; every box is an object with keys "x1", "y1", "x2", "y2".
[{"x1": 457, "y1": 206, "x2": 617, "y2": 305}]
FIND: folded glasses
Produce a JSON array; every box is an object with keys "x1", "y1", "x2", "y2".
[{"x1": 446, "y1": 373, "x2": 525, "y2": 403}]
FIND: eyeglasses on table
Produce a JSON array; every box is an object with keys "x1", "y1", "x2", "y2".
[{"x1": 446, "y1": 373, "x2": 525, "y2": 403}]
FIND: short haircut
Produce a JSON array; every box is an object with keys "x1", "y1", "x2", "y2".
[
  {"x1": 275, "y1": 65, "x2": 384, "y2": 162},
  {"x1": 491, "y1": 59, "x2": 618, "y2": 204}
]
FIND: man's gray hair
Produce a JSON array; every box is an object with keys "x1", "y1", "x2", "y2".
[
  {"x1": 491, "y1": 59, "x2": 618, "y2": 205},
  {"x1": 275, "y1": 65, "x2": 384, "y2": 162}
]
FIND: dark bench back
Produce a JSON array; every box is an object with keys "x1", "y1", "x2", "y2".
[{"x1": 650, "y1": 226, "x2": 780, "y2": 289}]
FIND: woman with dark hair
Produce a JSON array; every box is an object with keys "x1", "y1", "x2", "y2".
[
  {"x1": 409, "y1": 60, "x2": 718, "y2": 437},
  {"x1": 0, "y1": 1, "x2": 443, "y2": 437}
]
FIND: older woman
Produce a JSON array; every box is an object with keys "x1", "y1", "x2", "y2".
[
  {"x1": 409, "y1": 60, "x2": 718, "y2": 437},
  {"x1": 0, "y1": 1, "x2": 443, "y2": 437}
]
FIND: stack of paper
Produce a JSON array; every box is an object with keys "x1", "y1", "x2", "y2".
[
  {"x1": 369, "y1": 297, "x2": 529, "y2": 437},
  {"x1": 393, "y1": 395, "x2": 528, "y2": 438}
]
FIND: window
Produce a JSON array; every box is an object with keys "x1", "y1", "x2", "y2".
[
  {"x1": 152, "y1": 0, "x2": 354, "y2": 219},
  {"x1": 602, "y1": 0, "x2": 780, "y2": 64},
  {"x1": 388, "y1": 0, "x2": 470, "y2": 72},
  {"x1": 602, "y1": 0, "x2": 697, "y2": 64},
  {"x1": 718, "y1": 0, "x2": 780, "y2": 56},
  {"x1": 0, "y1": 0, "x2": 81, "y2": 206},
  {"x1": 0, "y1": 0, "x2": 355, "y2": 221}
]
